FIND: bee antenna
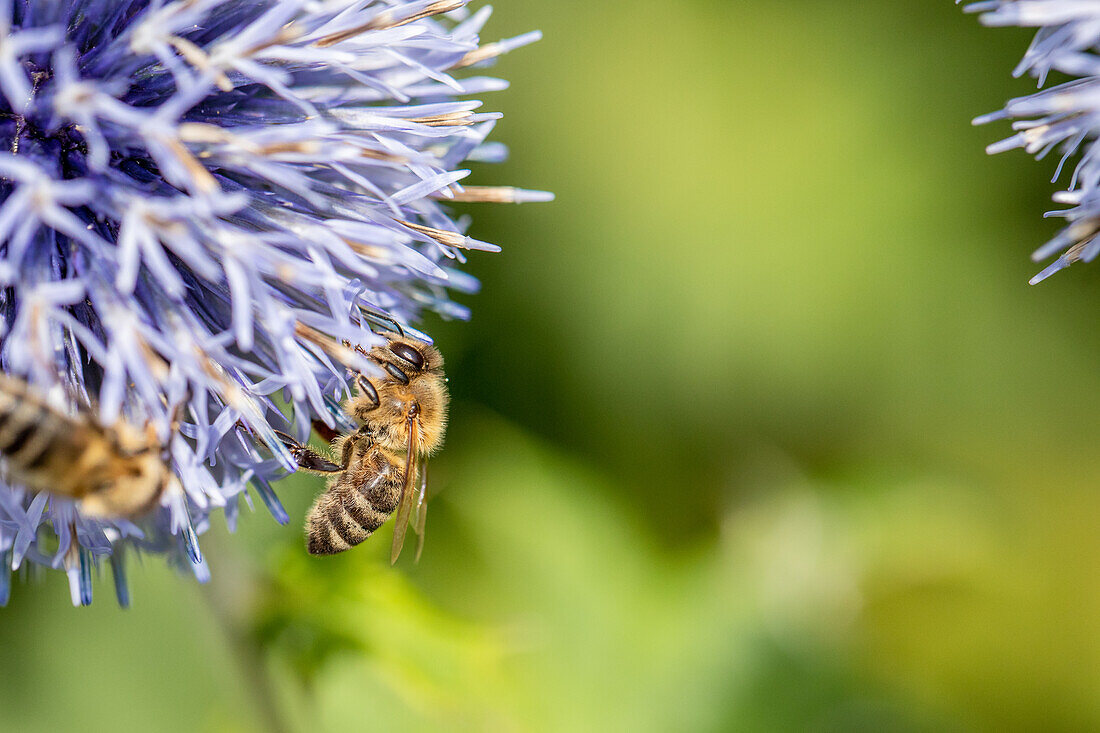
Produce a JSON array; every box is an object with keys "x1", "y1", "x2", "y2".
[{"x1": 357, "y1": 305, "x2": 405, "y2": 337}]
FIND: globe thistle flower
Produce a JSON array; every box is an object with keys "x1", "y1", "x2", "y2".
[
  {"x1": 0, "y1": 0, "x2": 549, "y2": 607},
  {"x1": 965, "y1": 0, "x2": 1100, "y2": 283}
]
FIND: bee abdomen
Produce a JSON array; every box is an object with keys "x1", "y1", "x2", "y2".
[
  {"x1": 361, "y1": 469, "x2": 401, "y2": 515},
  {"x1": 307, "y1": 521, "x2": 346, "y2": 556},
  {"x1": 0, "y1": 399, "x2": 66, "y2": 475},
  {"x1": 327, "y1": 508, "x2": 367, "y2": 551},
  {"x1": 305, "y1": 492, "x2": 386, "y2": 555},
  {"x1": 306, "y1": 470, "x2": 402, "y2": 556}
]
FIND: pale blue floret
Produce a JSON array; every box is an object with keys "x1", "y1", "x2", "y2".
[
  {"x1": 0, "y1": 0, "x2": 547, "y2": 606},
  {"x1": 965, "y1": 0, "x2": 1100, "y2": 282}
]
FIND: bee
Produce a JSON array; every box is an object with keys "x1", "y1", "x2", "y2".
[
  {"x1": 0, "y1": 373, "x2": 178, "y2": 518},
  {"x1": 278, "y1": 331, "x2": 448, "y2": 563}
]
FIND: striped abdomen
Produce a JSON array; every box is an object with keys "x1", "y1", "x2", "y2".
[
  {"x1": 306, "y1": 447, "x2": 403, "y2": 555},
  {"x1": 0, "y1": 375, "x2": 99, "y2": 494}
]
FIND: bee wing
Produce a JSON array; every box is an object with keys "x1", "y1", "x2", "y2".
[
  {"x1": 413, "y1": 459, "x2": 428, "y2": 563},
  {"x1": 390, "y1": 414, "x2": 420, "y2": 564}
]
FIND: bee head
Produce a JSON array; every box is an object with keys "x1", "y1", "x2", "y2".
[{"x1": 369, "y1": 333, "x2": 443, "y2": 380}]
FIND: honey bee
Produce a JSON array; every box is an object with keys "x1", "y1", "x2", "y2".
[
  {"x1": 278, "y1": 331, "x2": 448, "y2": 563},
  {"x1": 0, "y1": 373, "x2": 178, "y2": 518}
]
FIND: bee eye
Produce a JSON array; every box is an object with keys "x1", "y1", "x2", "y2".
[
  {"x1": 384, "y1": 363, "x2": 410, "y2": 385},
  {"x1": 389, "y1": 342, "x2": 424, "y2": 370}
]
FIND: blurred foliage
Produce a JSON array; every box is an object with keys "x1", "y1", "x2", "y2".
[{"x1": 7, "y1": 0, "x2": 1100, "y2": 731}]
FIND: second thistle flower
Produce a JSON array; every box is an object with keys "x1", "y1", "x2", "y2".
[{"x1": 967, "y1": 0, "x2": 1100, "y2": 282}]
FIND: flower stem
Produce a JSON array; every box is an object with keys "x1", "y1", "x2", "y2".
[{"x1": 198, "y1": 536, "x2": 293, "y2": 733}]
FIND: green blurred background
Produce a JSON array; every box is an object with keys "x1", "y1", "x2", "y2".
[{"x1": 4, "y1": 1, "x2": 1099, "y2": 731}]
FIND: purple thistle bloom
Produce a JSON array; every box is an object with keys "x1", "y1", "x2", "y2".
[
  {"x1": 0, "y1": 0, "x2": 549, "y2": 606},
  {"x1": 964, "y1": 0, "x2": 1100, "y2": 283}
]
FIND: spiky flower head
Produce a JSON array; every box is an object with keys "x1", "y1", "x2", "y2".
[
  {"x1": 0, "y1": 0, "x2": 548, "y2": 607},
  {"x1": 963, "y1": 0, "x2": 1100, "y2": 282}
]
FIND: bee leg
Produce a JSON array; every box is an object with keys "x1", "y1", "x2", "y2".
[
  {"x1": 337, "y1": 432, "x2": 361, "y2": 469},
  {"x1": 274, "y1": 431, "x2": 343, "y2": 474}
]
